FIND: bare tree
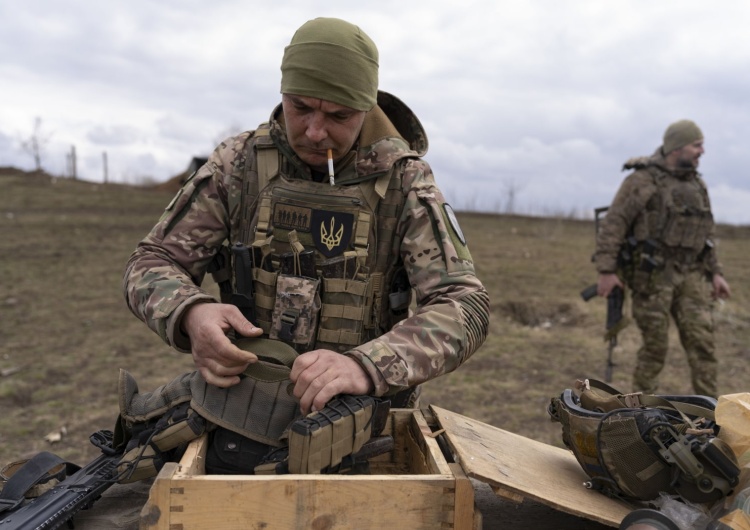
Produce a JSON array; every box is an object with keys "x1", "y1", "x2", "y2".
[{"x1": 20, "y1": 117, "x2": 53, "y2": 171}]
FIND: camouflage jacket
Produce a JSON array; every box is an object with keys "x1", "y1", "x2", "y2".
[
  {"x1": 124, "y1": 91, "x2": 490, "y2": 397},
  {"x1": 594, "y1": 148, "x2": 720, "y2": 276}
]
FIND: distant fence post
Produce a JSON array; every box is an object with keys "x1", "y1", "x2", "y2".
[{"x1": 67, "y1": 145, "x2": 77, "y2": 180}]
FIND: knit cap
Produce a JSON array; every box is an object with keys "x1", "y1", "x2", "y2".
[
  {"x1": 280, "y1": 18, "x2": 379, "y2": 111},
  {"x1": 663, "y1": 120, "x2": 703, "y2": 154}
]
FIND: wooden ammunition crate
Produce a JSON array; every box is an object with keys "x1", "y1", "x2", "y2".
[
  {"x1": 139, "y1": 407, "x2": 479, "y2": 530},
  {"x1": 139, "y1": 405, "x2": 633, "y2": 529}
]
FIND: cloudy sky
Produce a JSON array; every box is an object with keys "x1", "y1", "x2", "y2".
[{"x1": 2, "y1": 1, "x2": 750, "y2": 223}]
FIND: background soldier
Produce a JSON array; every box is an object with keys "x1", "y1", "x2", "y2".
[
  {"x1": 594, "y1": 119, "x2": 730, "y2": 397},
  {"x1": 124, "y1": 17, "x2": 489, "y2": 418}
]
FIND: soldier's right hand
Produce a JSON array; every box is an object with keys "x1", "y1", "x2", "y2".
[
  {"x1": 181, "y1": 302, "x2": 262, "y2": 388},
  {"x1": 597, "y1": 273, "x2": 624, "y2": 298}
]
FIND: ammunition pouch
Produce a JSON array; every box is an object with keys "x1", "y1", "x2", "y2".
[
  {"x1": 254, "y1": 394, "x2": 391, "y2": 475},
  {"x1": 269, "y1": 274, "x2": 321, "y2": 351},
  {"x1": 548, "y1": 379, "x2": 739, "y2": 504},
  {"x1": 287, "y1": 394, "x2": 385, "y2": 474},
  {"x1": 623, "y1": 239, "x2": 663, "y2": 293}
]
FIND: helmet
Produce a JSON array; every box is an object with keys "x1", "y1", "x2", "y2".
[{"x1": 548, "y1": 379, "x2": 739, "y2": 504}]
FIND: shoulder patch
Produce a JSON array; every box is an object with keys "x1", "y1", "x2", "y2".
[{"x1": 443, "y1": 204, "x2": 466, "y2": 245}]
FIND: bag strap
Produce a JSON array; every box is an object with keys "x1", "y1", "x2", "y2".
[
  {"x1": 0, "y1": 452, "x2": 80, "y2": 514},
  {"x1": 584, "y1": 379, "x2": 715, "y2": 422}
]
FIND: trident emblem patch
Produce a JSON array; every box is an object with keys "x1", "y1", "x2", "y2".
[
  {"x1": 321, "y1": 217, "x2": 344, "y2": 250},
  {"x1": 311, "y1": 210, "x2": 354, "y2": 257}
]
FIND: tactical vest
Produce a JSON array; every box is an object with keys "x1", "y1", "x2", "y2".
[
  {"x1": 215, "y1": 122, "x2": 416, "y2": 354},
  {"x1": 637, "y1": 163, "x2": 714, "y2": 259}
]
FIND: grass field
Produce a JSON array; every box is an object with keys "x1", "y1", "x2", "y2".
[{"x1": 2, "y1": 167, "x2": 749, "y2": 466}]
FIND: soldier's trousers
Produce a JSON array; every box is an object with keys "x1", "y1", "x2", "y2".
[{"x1": 630, "y1": 268, "x2": 717, "y2": 397}]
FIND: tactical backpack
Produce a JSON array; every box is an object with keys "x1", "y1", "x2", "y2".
[{"x1": 548, "y1": 379, "x2": 739, "y2": 505}]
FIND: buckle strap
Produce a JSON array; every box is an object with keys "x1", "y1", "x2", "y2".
[{"x1": 279, "y1": 309, "x2": 300, "y2": 341}]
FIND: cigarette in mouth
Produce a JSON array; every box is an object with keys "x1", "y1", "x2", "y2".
[{"x1": 327, "y1": 149, "x2": 335, "y2": 186}]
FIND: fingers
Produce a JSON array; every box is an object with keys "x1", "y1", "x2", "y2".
[
  {"x1": 184, "y1": 302, "x2": 263, "y2": 385},
  {"x1": 597, "y1": 273, "x2": 623, "y2": 298},
  {"x1": 290, "y1": 351, "x2": 372, "y2": 414},
  {"x1": 228, "y1": 312, "x2": 264, "y2": 339},
  {"x1": 290, "y1": 352, "x2": 330, "y2": 413}
]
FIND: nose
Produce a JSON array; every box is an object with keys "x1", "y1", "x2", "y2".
[{"x1": 305, "y1": 112, "x2": 328, "y2": 143}]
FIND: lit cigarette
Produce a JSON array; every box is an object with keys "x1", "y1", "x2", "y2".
[{"x1": 327, "y1": 149, "x2": 335, "y2": 186}]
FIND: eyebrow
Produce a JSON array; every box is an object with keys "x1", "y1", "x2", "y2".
[{"x1": 288, "y1": 95, "x2": 355, "y2": 117}]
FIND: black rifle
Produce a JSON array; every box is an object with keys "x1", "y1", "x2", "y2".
[
  {"x1": 582, "y1": 205, "x2": 628, "y2": 382},
  {"x1": 581, "y1": 284, "x2": 625, "y2": 382},
  {"x1": 0, "y1": 430, "x2": 122, "y2": 530}
]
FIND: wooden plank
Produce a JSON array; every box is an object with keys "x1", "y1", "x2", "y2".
[
  {"x1": 432, "y1": 406, "x2": 633, "y2": 528},
  {"x1": 385, "y1": 408, "x2": 412, "y2": 471},
  {"x1": 491, "y1": 484, "x2": 524, "y2": 504},
  {"x1": 165, "y1": 475, "x2": 456, "y2": 529},
  {"x1": 449, "y1": 463, "x2": 477, "y2": 530},
  {"x1": 139, "y1": 462, "x2": 179, "y2": 530},
  {"x1": 176, "y1": 434, "x2": 207, "y2": 477},
  {"x1": 410, "y1": 409, "x2": 452, "y2": 475}
]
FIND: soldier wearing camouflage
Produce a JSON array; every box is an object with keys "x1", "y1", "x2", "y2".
[
  {"x1": 124, "y1": 17, "x2": 490, "y2": 417},
  {"x1": 594, "y1": 120, "x2": 730, "y2": 397}
]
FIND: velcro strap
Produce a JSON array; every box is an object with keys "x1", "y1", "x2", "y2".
[
  {"x1": 320, "y1": 303, "x2": 365, "y2": 320},
  {"x1": 323, "y1": 278, "x2": 368, "y2": 296},
  {"x1": 317, "y1": 328, "x2": 362, "y2": 346}
]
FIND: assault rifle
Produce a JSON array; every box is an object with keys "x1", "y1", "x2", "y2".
[
  {"x1": 581, "y1": 284, "x2": 625, "y2": 382},
  {"x1": 0, "y1": 430, "x2": 122, "y2": 530},
  {"x1": 581, "y1": 206, "x2": 628, "y2": 382}
]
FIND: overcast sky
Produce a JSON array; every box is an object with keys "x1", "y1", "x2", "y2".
[{"x1": 2, "y1": 1, "x2": 750, "y2": 223}]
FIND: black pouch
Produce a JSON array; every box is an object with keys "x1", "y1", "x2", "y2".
[{"x1": 205, "y1": 427, "x2": 273, "y2": 475}]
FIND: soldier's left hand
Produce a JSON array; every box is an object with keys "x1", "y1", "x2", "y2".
[{"x1": 290, "y1": 350, "x2": 374, "y2": 415}]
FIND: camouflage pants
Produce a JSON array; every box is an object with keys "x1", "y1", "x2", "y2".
[{"x1": 630, "y1": 267, "x2": 717, "y2": 397}]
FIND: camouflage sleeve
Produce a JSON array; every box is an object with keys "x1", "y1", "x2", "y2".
[
  {"x1": 123, "y1": 134, "x2": 250, "y2": 351},
  {"x1": 346, "y1": 159, "x2": 490, "y2": 396},
  {"x1": 594, "y1": 171, "x2": 656, "y2": 273}
]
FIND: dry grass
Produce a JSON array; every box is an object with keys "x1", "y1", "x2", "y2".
[{"x1": 2, "y1": 169, "x2": 749, "y2": 466}]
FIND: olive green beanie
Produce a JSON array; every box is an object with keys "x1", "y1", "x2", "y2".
[
  {"x1": 662, "y1": 119, "x2": 703, "y2": 154},
  {"x1": 280, "y1": 18, "x2": 379, "y2": 111}
]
